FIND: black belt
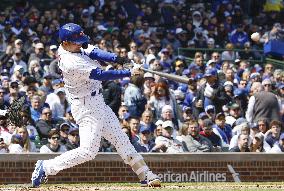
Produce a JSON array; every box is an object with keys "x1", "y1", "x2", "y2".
[
  {"x1": 91, "y1": 88, "x2": 103, "y2": 96},
  {"x1": 74, "y1": 88, "x2": 103, "y2": 99}
]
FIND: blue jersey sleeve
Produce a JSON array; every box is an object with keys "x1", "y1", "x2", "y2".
[
  {"x1": 88, "y1": 48, "x2": 117, "y2": 62},
  {"x1": 89, "y1": 68, "x2": 131, "y2": 81}
]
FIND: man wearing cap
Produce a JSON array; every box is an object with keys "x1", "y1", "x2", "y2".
[
  {"x1": 246, "y1": 82, "x2": 280, "y2": 123},
  {"x1": 223, "y1": 81, "x2": 234, "y2": 98},
  {"x1": 175, "y1": 28, "x2": 187, "y2": 48},
  {"x1": 205, "y1": 105, "x2": 216, "y2": 120},
  {"x1": 65, "y1": 126, "x2": 80, "y2": 151},
  {"x1": 197, "y1": 112, "x2": 209, "y2": 129},
  {"x1": 154, "y1": 120, "x2": 184, "y2": 153},
  {"x1": 159, "y1": 48, "x2": 172, "y2": 73},
  {"x1": 4, "y1": 80, "x2": 24, "y2": 104},
  {"x1": 249, "y1": 73, "x2": 262, "y2": 86},
  {"x1": 35, "y1": 107, "x2": 60, "y2": 142},
  {"x1": 28, "y1": 42, "x2": 48, "y2": 67},
  {"x1": 10, "y1": 64, "x2": 24, "y2": 82},
  {"x1": 143, "y1": 72, "x2": 155, "y2": 99},
  {"x1": 213, "y1": 112, "x2": 232, "y2": 147},
  {"x1": 154, "y1": 120, "x2": 163, "y2": 138},
  {"x1": 194, "y1": 68, "x2": 230, "y2": 117},
  {"x1": 47, "y1": 45, "x2": 58, "y2": 60},
  {"x1": 14, "y1": 39, "x2": 27, "y2": 61},
  {"x1": 10, "y1": 48, "x2": 27, "y2": 74},
  {"x1": 225, "y1": 101, "x2": 242, "y2": 125},
  {"x1": 133, "y1": 125, "x2": 155, "y2": 152},
  {"x1": 182, "y1": 106, "x2": 194, "y2": 122},
  {"x1": 199, "y1": 119, "x2": 222, "y2": 151}
]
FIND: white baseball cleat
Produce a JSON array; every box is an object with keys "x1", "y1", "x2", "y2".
[{"x1": 140, "y1": 170, "x2": 161, "y2": 187}]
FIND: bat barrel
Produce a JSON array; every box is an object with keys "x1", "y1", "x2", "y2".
[{"x1": 141, "y1": 68, "x2": 191, "y2": 84}]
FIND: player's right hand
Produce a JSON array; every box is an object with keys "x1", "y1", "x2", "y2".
[{"x1": 116, "y1": 56, "x2": 131, "y2": 65}]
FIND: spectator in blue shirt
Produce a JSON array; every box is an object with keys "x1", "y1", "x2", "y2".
[
  {"x1": 133, "y1": 125, "x2": 155, "y2": 152},
  {"x1": 229, "y1": 24, "x2": 249, "y2": 48}
]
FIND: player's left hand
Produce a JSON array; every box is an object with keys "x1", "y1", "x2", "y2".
[{"x1": 83, "y1": 44, "x2": 96, "y2": 56}]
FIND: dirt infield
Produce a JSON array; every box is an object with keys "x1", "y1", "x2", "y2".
[{"x1": 1, "y1": 183, "x2": 284, "y2": 191}]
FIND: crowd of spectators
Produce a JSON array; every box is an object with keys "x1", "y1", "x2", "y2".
[{"x1": 0, "y1": 0, "x2": 284, "y2": 154}]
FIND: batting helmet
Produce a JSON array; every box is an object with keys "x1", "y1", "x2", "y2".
[{"x1": 59, "y1": 23, "x2": 89, "y2": 44}]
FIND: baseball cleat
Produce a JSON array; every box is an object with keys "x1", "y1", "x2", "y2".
[
  {"x1": 140, "y1": 170, "x2": 161, "y2": 187},
  {"x1": 31, "y1": 160, "x2": 47, "y2": 187}
]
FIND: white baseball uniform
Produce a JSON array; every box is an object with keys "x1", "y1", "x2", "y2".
[{"x1": 42, "y1": 45, "x2": 149, "y2": 180}]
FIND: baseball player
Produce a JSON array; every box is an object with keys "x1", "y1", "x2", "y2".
[{"x1": 31, "y1": 23, "x2": 161, "y2": 187}]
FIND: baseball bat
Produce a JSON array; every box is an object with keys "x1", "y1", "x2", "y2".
[{"x1": 141, "y1": 68, "x2": 193, "y2": 84}]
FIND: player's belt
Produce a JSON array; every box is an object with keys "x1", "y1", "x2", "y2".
[
  {"x1": 91, "y1": 88, "x2": 103, "y2": 96},
  {"x1": 73, "y1": 88, "x2": 103, "y2": 100}
]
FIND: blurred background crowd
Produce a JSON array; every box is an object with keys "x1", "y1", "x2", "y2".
[{"x1": 0, "y1": 0, "x2": 284, "y2": 154}]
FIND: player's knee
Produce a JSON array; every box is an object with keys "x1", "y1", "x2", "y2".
[{"x1": 80, "y1": 146, "x2": 99, "y2": 160}]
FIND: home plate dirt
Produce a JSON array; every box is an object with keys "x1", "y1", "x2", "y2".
[{"x1": 1, "y1": 183, "x2": 284, "y2": 191}]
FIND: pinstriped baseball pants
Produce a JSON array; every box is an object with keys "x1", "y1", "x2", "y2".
[{"x1": 43, "y1": 95, "x2": 142, "y2": 175}]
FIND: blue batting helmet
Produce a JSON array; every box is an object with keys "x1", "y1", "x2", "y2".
[{"x1": 59, "y1": 23, "x2": 89, "y2": 44}]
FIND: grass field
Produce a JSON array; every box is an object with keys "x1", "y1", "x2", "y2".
[{"x1": 1, "y1": 182, "x2": 284, "y2": 191}]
